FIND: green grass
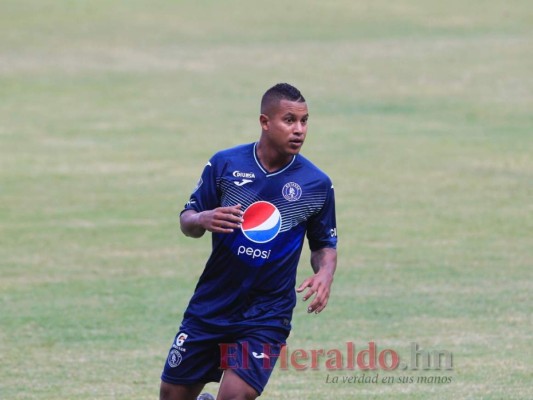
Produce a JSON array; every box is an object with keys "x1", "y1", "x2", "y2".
[{"x1": 1, "y1": 1, "x2": 532, "y2": 399}]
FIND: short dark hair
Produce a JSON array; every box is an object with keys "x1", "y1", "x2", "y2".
[{"x1": 261, "y1": 83, "x2": 306, "y2": 114}]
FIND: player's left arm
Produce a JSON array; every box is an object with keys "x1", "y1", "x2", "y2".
[{"x1": 296, "y1": 247, "x2": 337, "y2": 314}]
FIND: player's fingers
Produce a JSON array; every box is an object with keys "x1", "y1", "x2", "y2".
[
  {"x1": 313, "y1": 300, "x2": 328, "y2": 314},
  {"x1": 212, "y1": 227, "x2": 237, "y2": 234},
  {"x1": 218, "y1": 206, "x2": 243, "y2": 220},
  {"x1": 307, "y1": 297, "x2": 323, "y2": 313},
  {"x1": 209, "y1": 219, "x2": 240, "y2": 233},
  {"x1": 302, "y1": 287, "x2": 316, "y2": 302},
  {"x1": 223, "y1": 204, "x2": 243, "y2": 215},
  {"x1": 296, "y1": 277, "x2": 313, "y2": 293},
  {"x1": 218, "y1": 220, "x2": 242, "y2": 230},
  {"x1": 216, "y1": 210, "x2": 241, "y2": 220},
  {"x1": 308, "y1": 286, "x2": 330, "y2": 314},
  {"x1": 219, "y1": 210, "x2": 244, "y2": 226}
]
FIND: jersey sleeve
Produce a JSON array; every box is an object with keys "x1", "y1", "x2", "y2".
[
  {"x1": 182, "y1": 157, "x2": 220, "y2": 214},
  {"x1": 306, "y1": 181, "x2": 338, "y2": 251}
]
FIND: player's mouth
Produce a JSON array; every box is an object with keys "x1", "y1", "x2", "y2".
[{"x1": 288, "y1": 139, "x2": 304, "y2": 149}]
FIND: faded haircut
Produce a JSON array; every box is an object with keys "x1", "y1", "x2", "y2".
[{"x1": 260, "y1": 83, "x2": 306, "y2": 115}]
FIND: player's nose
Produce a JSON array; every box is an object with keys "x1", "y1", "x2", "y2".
[{"x1": 293, "y1": 122, "x2": 305, "y2": 135}]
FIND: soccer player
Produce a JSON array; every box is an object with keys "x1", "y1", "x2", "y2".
[{"x1": 160, "y1": 83, "x2": 338, "y2": 400}]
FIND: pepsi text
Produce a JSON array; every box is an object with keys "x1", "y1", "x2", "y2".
[{"x1": 237, "y1": 245, "x2": 271, "y2": 259}]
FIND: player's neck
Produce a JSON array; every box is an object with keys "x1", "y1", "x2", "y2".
[{"x1": 255, "y1": 141, "x2": 294, "y2": 173}]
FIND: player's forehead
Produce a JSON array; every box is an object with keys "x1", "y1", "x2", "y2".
[{"x1": 275, "y1": 99, "x2": 308, "y2": 116}]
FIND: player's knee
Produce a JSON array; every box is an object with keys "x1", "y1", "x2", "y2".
[
  {"x1": 239, "y1": 387, "x2": 258, "y2": 400},
  {"x1": 159, "y1": 381, "x2": 172, "y2": 400},
  {"x1": 218, "y1": 373, "x2": 259, "y2": 400},
  {"x1": 219, "y1": 391, "x2": 258, "y2": 400},
  {"x1": 160, "y1": 381, "x2": 202, "y2": 400}
]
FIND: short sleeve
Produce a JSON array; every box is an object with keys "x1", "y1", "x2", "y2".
[
  {"x1": 182, "y1": 158, "x2": 220, "y2": 214},
  {"x1": 306, "y1": 181, "x2": 338, "y2": 251}
]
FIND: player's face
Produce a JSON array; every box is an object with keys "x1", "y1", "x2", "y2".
[{"x1": 261, "y1": 99, "x2": 309, "y2": 156}]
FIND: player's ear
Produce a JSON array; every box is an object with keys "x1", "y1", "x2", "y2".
[{"x1": 259, "y1": 114, "x2": 269, "y2": 130}]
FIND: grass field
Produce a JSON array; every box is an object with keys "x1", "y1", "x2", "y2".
[{"x1": 1, "y1": 1, "x2": 532, "y2": 399}]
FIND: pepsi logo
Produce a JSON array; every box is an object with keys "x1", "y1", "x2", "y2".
[{"x1": 241, "y1": 201, "x2": 282, "y2": 243}]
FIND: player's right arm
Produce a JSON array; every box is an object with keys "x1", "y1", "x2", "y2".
[{"x1": 180, "y1": 205, "x2": 244, "y2": 238}]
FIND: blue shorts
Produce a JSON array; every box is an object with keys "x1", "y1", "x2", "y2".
[{"x1": 161, "y1": 324, "x2": 288, "y2": 395}]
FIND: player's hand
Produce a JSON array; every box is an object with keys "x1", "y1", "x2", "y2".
[
  {"x1": 198, "y1": 204, "x2": 244, "y2": 234},
  {"x1": 296, "y1": 268, "x2": 334, "y2": 314}
]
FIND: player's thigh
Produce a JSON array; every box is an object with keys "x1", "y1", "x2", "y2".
[
  {"x1": 221, "y1": 328, "x2": 288, "y2": 396},
  {"x1": 161, "y1": 327, "x2": 224, "y2": 387},
  {"x1": 160, "y1": 381, "x2": 204, "y2": 400},
  {"x1": 217, "y1": 369, "x2": 258, "y2": 400}
]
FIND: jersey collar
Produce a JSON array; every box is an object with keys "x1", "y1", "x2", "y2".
[{"x1": 253, "y1": 142, "x2": 296, "y2": 177}]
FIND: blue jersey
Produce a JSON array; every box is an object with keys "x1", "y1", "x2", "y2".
[{"x1": 181, "y1": 142, "x2": 337, "y2": 333}]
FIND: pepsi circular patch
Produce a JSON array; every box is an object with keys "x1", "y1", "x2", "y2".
[{"x1": 241, "y1": 201, "x2": 282, "y2": 243}]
